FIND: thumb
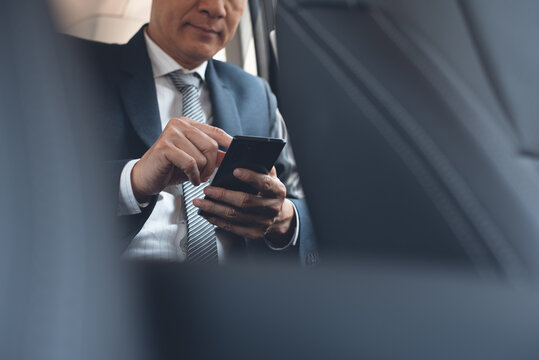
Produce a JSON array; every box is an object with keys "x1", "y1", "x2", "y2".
[{"x1": 216, "y1": 150, "x2": 226, "y2": 167}]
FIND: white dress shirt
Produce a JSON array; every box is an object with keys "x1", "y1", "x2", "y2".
[{"x1": 119, "y1": 31, "x2": 298, "y2": 262}]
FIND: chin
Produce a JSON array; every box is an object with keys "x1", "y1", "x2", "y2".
[{"x1": 190, "y1": 47, "x2": 219, "y2": 63}]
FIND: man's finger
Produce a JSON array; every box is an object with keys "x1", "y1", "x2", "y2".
[
  {"x1": 180, "y1": 125, "x2": 219, "y2": 181},
  {"x1": 203, "y1": 216, "x2": 267, "y2": 240},
  {"x1": 216, "y1": 150, "x2": 226, "y2": 167},
  {"x1": 193, "y1": 198, "x2": 275, "y2": 228},
  {"x1": 181, "y1": 117, "x2": 233, "y2": 148},
  {"x1": 232, "y1": 168, "x2": 286, "y2": 198},
  {"x1": 164, "y1": 145, "x2": 202, "y2": 186},
  {"x1": 203, "y1": 186, "x2": 282, "y2": 217},
  {"x1": 168, "y1": 132, "x2": 208, "y2": 175}
]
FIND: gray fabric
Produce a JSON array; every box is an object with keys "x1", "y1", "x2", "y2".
[
  {"x1": 458, "y1": 0, "x2": 539, "y2": 156},
  {"x1": 140, "y1": 262, "x2": 539, "y2": 359},
  {"x1": 277, "y1": 0, "x2": 539, "y2": 281},
  {"x1": 0, "y1": 0, "x2": 143, "y2": 358}
]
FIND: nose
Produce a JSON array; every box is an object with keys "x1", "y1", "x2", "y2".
[{"x1": 198, "y1": 0, "x2": 226, "y2": 19}]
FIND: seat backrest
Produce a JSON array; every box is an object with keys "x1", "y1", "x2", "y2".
[{"x1": 276, "y1": 0, "x2": 539, "y2": 283}]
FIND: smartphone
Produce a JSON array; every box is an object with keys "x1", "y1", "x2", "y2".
[{"x1": 208, "y1": 135, "x2": 286, "y2": 194}]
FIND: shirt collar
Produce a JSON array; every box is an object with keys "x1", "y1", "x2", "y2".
[{"x1": 143, "y1": 29, "x2": 207, "y2": 81}]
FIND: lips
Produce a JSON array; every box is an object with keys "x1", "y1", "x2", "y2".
[{"x1": 189, "y1": 23, "x2": 220, "y2": 35}]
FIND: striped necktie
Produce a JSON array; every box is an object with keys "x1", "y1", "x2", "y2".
[{"x1": 168, "y1": 70, "x2": 218, "y2": 263}]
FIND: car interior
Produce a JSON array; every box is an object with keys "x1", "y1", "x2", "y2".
[
  {"x1": 277, "y1": 0, "x2": 539, "y2": 282},
  {"x1": 2, "y1": 0, "x2": 539, "y2": 359}
]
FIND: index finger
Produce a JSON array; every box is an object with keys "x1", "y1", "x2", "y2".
[{"x1": 181, "y1": 117, "x2": 233, "y2": 148}]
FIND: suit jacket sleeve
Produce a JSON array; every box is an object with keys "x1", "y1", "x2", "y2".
[{"x1": 106, "y1": 159, "x2": 158, "y2": 248}]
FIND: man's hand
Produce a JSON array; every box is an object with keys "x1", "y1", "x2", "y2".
[
  {"x1": 131, "y1": 117, "x2": 232, "y2": 203},
  {"x1": 193, "y1": 167, "x2": 296, "y2": 246}
]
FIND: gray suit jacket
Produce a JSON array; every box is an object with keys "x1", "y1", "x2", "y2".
[{"x1": 71, "y1": 27, "x2": 318, "y2": 265}]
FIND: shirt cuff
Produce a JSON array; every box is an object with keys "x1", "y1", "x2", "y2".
[
  {"x1": 264, "y1": 201, "x2": 300, "y2": 251},
  {"x1": 117, "y1": 159, "x2": 147, "y2": 216}
]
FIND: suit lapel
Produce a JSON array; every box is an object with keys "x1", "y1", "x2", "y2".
[
  {"x1": 118, "y1": 34, "x2": 243, "y2": 149},
  {"x1": 119, "y1": 27, "x2": 161, "y2": 149},
  {"x1": 206, "y1": 60, "x2": 243, "y2": 141}
]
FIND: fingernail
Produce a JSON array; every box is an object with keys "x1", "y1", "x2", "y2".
[
  {"x1": 233, "y1": 169, "x2": 244, "y2": 178},
  {"x1": 193, "y1": 198, "x2": 202, "y2": 207},
  {"x1": 204, "y1": 187, "x2": 215, "y2": 196}
]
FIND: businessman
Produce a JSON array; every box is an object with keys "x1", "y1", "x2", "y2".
[{"x1": 75, "y1": 0, "x2": 317, "y2": 265}]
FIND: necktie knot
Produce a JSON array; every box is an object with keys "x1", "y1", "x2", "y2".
[
  {"x1": 168, "y1": 70, "x2": 201, "y2": 93},
  {"x1": 168, "y1": 69, "x2": 206, "y2": 124}
]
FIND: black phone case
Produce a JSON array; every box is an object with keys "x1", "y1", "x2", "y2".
[
  {"x1": 198, "y1": 135, "x2": 286, "y2": 216},
  {"x1": 211, "y1": 135, "x2": 286, "y2": 194}
]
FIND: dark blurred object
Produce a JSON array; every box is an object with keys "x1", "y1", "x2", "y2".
[
  {"x1": 0, "y1": 0, "x2": 143, "y2": 359},
  {"x1": 139, "y1": 261, "x2": 539, "y2": 360},
  {"x1": 277, "y1": 0, "x2": 539, "y2": 283}
]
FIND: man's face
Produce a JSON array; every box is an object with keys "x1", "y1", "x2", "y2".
[{"x1": 148, "y1": 0, "x2": 246, "y2": 69}]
